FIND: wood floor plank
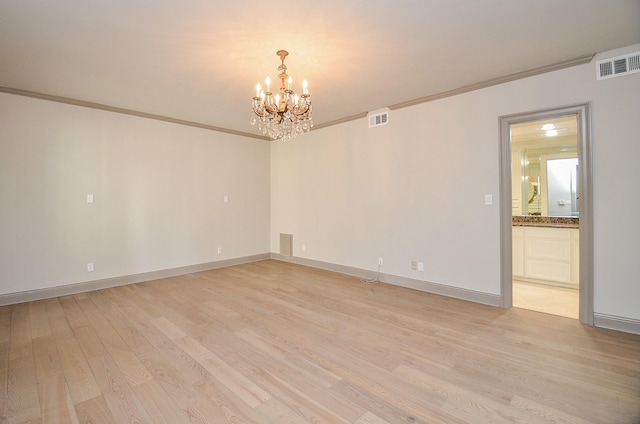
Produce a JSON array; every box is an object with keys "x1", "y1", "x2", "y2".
[
  {"x1": 45, "y1": 298, "x2": 74, "y2": 338},
  {"x1": 201, "y1": 314, "x2": 448, "y2": 423},
  {"x1": 78, "y1": 292, "x2": 153, "y2": 387},
  {"x1": 255, "y1": 367, "x2": 351, "y2": 424},
  {"x1": 73, "y1": 324, "x2": 108, "y2": 361},
  {"x1": 153, "y1": 338, "x2": 211, "y2": 385},
  {"x1": 447, "y1": 343, "x2": 637, "y2": 422},
  {"x1": 216, "y1": 302, "x2": 430, "y2": 401},
  {"x1": 137, "y1": 347, "x2": 201, "y2": 411},
  {"x1": 131, "y1": 380, "x2": 192, "y2": 424},
  {"x1": 108, "y1": 284, "x2": 164, "y2": 320},
  {"x1": 130, "y1": 284, "x2": 199, "y2": 330},
  {"x1": 0, "y1": 306, "x2": 9, "y2": 421},
  {"x1": 90, "y1": 289, "x2": 156, "y2": 356},
  {"x1": 234, "y1": 327, "x2": 343, "y2": 389},
  {"x1": 3, "y1": 260, "x2": 640, "y2": 423},
  {"x1": 192, "y1": 378, "x2": 276, "y2": 424},
  {"x1": 509, "y1": 394, "x2": 596, "y2": 424},
  {"x1": 150, "y1": 316, "x2": 188, "y2": 341},
  {"x1": 0, "y1": 306, "x2": 10, "y2": 343},
  {"x1": 354, "y1": 411, "x2": 391, "y2": 424},
  {"x1": 29, "y1": 301, "x2": 52, "y2": 340},
  {"x1": 203, "y1": 325, "x2": 364, "y2": 422},
  {"x1": 111, "y1": 292, "x2": 175, "y2": 349},
  {"x1": 33, "y1": 335, "x2": 64, "y2": 382},
  {"x1": 395, "y1": 363, "x2": 539, "y2": 423},
  {"x1": 59, "y1": 296, "x2": 89, "y2": 329},
  {"x1": 87, "y1": 354, "x2": 153, "y2": 423},
  {"x1": 174, "y1": 336, "x2": 272, "y2": 408},
  {"x1": 98, "y1": 334, "x2": 153, "y2": 387},
  {"x1": 9, "y1": 302, "x2": 32, "y2": 360},
  {"x1": 0, "y1": 340, "x2": 8, "y2": 424},
  {"x1": 38, "y1": 374, "x2": 80, "y2": 424},
  {"x1": 6, "y1": 355, "x2": 40, "y2": 423},
  {"x1": 74, "y1": 396, "x2": 116, "y2": 424},
  {"x1": 0, "y1": 306, "x2": 11, "y2": 416},
  {"x1": 255, "y1": 396, "x2": 308, "y2": 424},
  {"x1": 55, "y1": 335, "x2": 101, "y2": 405},
  {"x1": 185, "y1": 397, "x2": 241, "y2": 424}
]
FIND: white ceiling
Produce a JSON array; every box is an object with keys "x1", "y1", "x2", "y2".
[
  {"x1": 1, "y1": 1, "x2": 639, "y2": 139},
  {"x1": 511, "y1": 116, "x2": 578, "y2": 154}
]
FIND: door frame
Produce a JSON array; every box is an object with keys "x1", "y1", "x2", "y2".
[{"x1": 499, "y1": 103, "x2": 593, "y2": 325}]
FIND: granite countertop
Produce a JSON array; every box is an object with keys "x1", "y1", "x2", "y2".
[{"x1": 512, "y1": 216, "x2": 579, "y2": 228}]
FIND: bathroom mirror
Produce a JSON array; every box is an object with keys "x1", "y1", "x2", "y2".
[{"x1": 511, "y1": 116, "x2": 578, "y2": 217}]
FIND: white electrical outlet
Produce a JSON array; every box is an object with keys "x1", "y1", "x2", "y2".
[
  {"x1": 87, "y1": 262, "x2": 94, "y2": 272},
  {"x1": 378, "y1": 257, "x2": 384, "y2": 266},
  {"x1": 418, "y1": 262, "x2": 424, "y2": 271},
  {"x1": 217, "y1": 247, "x2": 222, "y2": 254}
]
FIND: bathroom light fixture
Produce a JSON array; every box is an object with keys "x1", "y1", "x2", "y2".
[
  {"x1": 541, "y1": 123, "x2": 558, "y2": 137},
  {"x1": 250, "y1": 50, "x2": 313, "y2": 141}
]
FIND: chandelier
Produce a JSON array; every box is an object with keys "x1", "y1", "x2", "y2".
[{"x1": 250, "y1": 50, "x2": 313, "y2": 141}]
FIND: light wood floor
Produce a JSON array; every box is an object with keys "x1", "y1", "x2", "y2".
[{"x1": 1, "y1": 260, "x2": 639, "y2": 423}]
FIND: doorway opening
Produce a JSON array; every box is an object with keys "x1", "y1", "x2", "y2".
[{"x1": 499, "y1": 104, "x2": 593, "y2": 325}]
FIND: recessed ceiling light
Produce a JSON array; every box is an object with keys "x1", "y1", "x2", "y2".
[{"x1": 541, "y1": 123, "x2": 556, "y2": 131}]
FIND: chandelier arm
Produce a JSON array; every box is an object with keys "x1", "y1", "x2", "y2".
[{"x1": 292, "y1": 103, "x2": 310, "y2": 114}]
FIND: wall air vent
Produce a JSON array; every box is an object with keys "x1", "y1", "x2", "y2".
[
  {"x1": 368, "y1": 110, "x2": 389, "y2": 128},
  {"x1": 280, "y1": 233, "x2": 292, "y2": 257},
  {"x1": 596, "y1": 51, "x2": 640, "y2": 80}
]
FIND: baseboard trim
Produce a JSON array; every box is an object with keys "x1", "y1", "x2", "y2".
[
  {"x1": 0, "y1": 253, "x2": 270, "y2": 306},
  {"x1": 7, "y1": 254, "x2": 636, "y2": 334},
  {"x1": 271, "y1": 254, "x2": 501, "y2": 307},
  {"x1": 593, "y1": 313, "x2": 640, "y2": 335}
]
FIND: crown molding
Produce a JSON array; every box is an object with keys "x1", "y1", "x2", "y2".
[
  {"x1": 0, "y1": 85, "x2": 270, "y2": 141},
  {"x1": 0, "y1": 54, "x2": 593, "y2": 139},
  {"x1": 388, "y1": 54, "x2": 595, "y2": 111}
]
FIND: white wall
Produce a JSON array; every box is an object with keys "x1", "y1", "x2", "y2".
[
  {"x1": 271, "y1": 44, "x2": 640, "y2": 322},
  {"x1": 0, "y1": 94, "x2": 271, "y2": 296}
]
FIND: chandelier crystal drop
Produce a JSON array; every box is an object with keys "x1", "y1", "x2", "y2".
[{"x1": 250, "y1": 50, "x2": 313, "y2": 141}]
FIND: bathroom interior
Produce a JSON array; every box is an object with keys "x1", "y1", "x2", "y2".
[{"x1": 511, "y1": 115, "x2": 579, "y2": 319}]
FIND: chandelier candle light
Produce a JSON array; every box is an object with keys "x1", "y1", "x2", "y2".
[{"x1": 251, "y1": 50, "x2": 313, "y2": 141}]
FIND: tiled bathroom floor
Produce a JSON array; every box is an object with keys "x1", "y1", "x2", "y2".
[{"x1": 513, "y1": 280, "x2": 579, "y2": 319}]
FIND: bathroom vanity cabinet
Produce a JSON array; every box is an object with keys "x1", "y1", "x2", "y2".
[{"x1": 512, "y1": 225, "x2": 579, "y2": 288}]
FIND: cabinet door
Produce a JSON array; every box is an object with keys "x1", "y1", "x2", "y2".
[
  {"x1": 571, "y1": 229, "x2": 579, "y2": 285},
  {"x1": 524, "y1": 227, "x2": 572, "y2": 284},
  {"x1": 512, "y1": 227, "x2": 524, "y2": 277}
]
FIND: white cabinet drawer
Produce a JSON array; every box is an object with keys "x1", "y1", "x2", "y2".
[
  {"x1": 525, "y1": 226, "x2": 571, "y2": 240},
  {"x1": 525, "y1": 238, "x2": 571, "y2": 261}
]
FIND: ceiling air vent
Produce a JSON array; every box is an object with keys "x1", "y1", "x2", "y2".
[
  {"x1": 596, "y1": 51, "x2": 640, "y2": 80},
  {"x1": 368, "y1": 110, "x2": 389, "y2": 128}
]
